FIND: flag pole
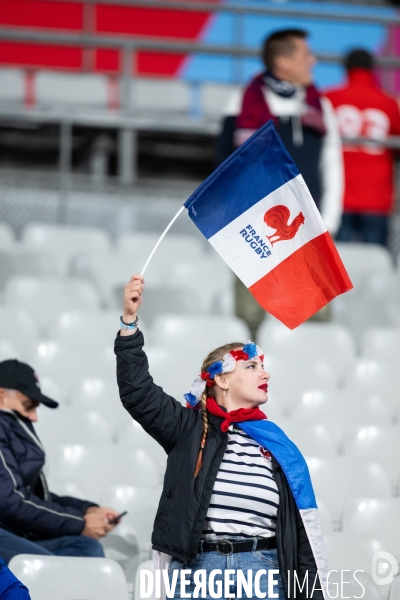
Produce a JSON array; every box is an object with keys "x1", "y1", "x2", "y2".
[{"x1": 140, "y1": 205, "x2": 185, "y2": 276}]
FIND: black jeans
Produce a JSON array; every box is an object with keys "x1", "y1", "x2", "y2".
[{"x1": 337, "y1": 212, "x2": 389, "y2": 247}]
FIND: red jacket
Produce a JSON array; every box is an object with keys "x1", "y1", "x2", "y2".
[{"x1": 325, "y1": 68, "x2": 400, "y2": 214}]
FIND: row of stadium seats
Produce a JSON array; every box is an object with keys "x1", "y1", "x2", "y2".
[
  {"x1": 1, "y1": 269, "x2": 400, "y2": 339},
  {"x1": 41, "y1": 437, "x2": 400, "y2": 532},
  {"x1": 0, "y1": 222, "x2": 399, "y2": 278},
  {"x1": 0, "y1": 292, "x2": 399, "y2": 355},
  {"x1": 1, "y1": 309, "x2": 400, "y2": 413},
  {"x1": 36, "y1": 403, "x2": 400, "y2": 495},
  {"x1": 0, "y1": 69, "x2": 238, "y2": 119},
  {"x1": 1, "y1": 221, "x2": 399, "y2": 272},
  {"x1": 9, "y1": 555, "x2": 131, "y2": 600},
  {"x1": 136, "y1": 554, "x2": 400, "y2": 600},
  {"x1": 10, "y1": 548, "x2": 400, "y2": 600},
  {"x1": 1, "y1": 222, "x2": 400, "y2": 338},
  {"x1": 0, "y1": 222, "x2": 207, "y2": 274},
  {"x1": 2, "y1": 305, "x2": 399, "y2": 369}
]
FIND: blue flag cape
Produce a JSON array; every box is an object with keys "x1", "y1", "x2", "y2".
[{"x1": 239, "y1": 420, "x2": 329, "y2": 599}]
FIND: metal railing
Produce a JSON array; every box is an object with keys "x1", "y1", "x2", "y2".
[
  {"x1": 0, "y1": 4, "x2": 400, "y2": 219},
  {"x1": 45, "y1": 0, "x2": 400, "y2": 27}
]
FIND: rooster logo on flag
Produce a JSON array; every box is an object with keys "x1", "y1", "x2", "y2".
[{"x1": 264, "y1": 205, "x2": 305, "y2": 246}]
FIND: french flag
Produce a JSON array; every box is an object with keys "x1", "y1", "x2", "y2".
[{"x1": 185, "y1": 121, "x2": 352, "y2": 329}]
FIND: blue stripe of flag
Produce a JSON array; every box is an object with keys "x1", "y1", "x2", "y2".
[
  {"x1": 239, "y1": 420, "x2": 317, "y2": 510},
  {"x1": 184, "y1": 121, "x2": 299, "y2": 239}
]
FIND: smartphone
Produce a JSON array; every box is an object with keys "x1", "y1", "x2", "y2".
[{"x1": 108, "y1": 511, "x2": 128, "y2": 525}]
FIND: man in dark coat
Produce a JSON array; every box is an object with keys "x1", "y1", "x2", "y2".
[{"x1": 0, "y1": 359, "x2": 119, "y2": 563}]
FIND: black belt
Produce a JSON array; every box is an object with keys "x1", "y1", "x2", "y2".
[{"x1": 200, "y1": 537, "x2": 276, "y2": 556}]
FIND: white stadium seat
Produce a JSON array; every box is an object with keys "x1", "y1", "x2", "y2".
[
  {"x1": 50, "y1": 310, "x2": 122, "y2": 347},
  {"x1": 0, "y1": 340, "x2": 17, "y2": 361},
  {"x1": 169, "y1": 256, "x2": 234, "y2": 315},
  {"x1": 342, "y1": 425, "x2": 400, "y2": 492},
  {"x1": 330, "y1": 287, "x2": 386, "y2": 342},
  {"x1": 116, "y1": 420, "x2": 167, "y2": 481},
  {"x1": 0, "y1": 222, "x2": 15, "y2": 249},
  {"x1": 121, "y1": 285, "x2": 205, "y2": 323},
  {"x1": 101, "y1": 521, "x2": 141, "y2": 585},
  {"x1": 262, "y1": 358, "x2": 338, "y2": 414},
  {"x1": 258, "y1": 391, "x2": 285, "y2": 424},
  {"x1": 0, "y1": 69, "x2": 25, "y2": 104},
  {"x1": 37, "y1": 377, "x2": 67, "y2": 405},
  {"x1": 27, "y1": 340, "x2": 116, "y2": 395},
  {"x1": 324, "y1": 532, "x2": 383, "y2": 578},
  {"x1": 35, "y1": 406, "x2": 114, "y2": 448},
  {"x1": 202, "y1": 83, "x2": 242, "y2": 118},
  {"x1": 290, "y1": 390, "x2": 392, "y2": 442},
  {"x1": 316, "y1": 499, "x2": 333, "y2": 534},
  {"x1": 8, "y1": 555, "x2": 129, "y2": 600},
  {"x1": 281, "y1": 422, "x2": 338, "y2": 458},
  {"x1": 360, "y1": 327, "x2": 400, "y2": 367},
  {"x1": 363, "y1": 272, "x2": 400, "y2": 327},
  {"x1": 21, "y1": 223, "x2": 111, "y2": 275},
  {"x1": 345, "y1": 359, "x2": 400, "y2": 418},
  {"x1": 115, "y1": 231, "x2": 159, "y2": 260},
  {"x1": 145, "y1": 346, "x2": 197, "y2": 404},
  {"x1": 47, "y1": 444, "x2": 159, "y2": 503},
  {"x1": 47, "y1": 479, "x2": 86, "y2": 500},
  {"x1": 135, "y1": 559, "x2": 155, "y2": 600},
  {"x1": 335, "y1": 242, "x2": 393, "y2": 289},
  {"x1": 390, "y1": 576, "x2": 400, "y2": 600},
  {"x1": 36, "y1": 71, "x2": 109, "y2": 108},
  {"x1": 306, "y1": 457, "x2": 392, "y2": 523},
  {"x1": 329, "y1": 569, "x2": 380, "y2": 600},
  {"x1": 343, "y1": 498, "x2": 400, "y2": 562},
  {"x1": 99, "y1": 484, "x2": 160, "y2": 553},
  {"x1": 70, "y1": 248, "x2": 166, "y2": 306},
  {"x1": 330, "y1": 248, "x2": 396, "y2": 339},
  {"x1": 4, "y1": 276, "x2": 100, "y2": 335},
  {"x1": 258, "y1": 321, "x2": 356, "y2": 382},
  {"x1": 117, "y1": 232, "x2": 203, "y2": 262},
  {"x1": 70, "y1": 377, "x2": 126, "y2": 432},
  {"x1": 130, "y1": 78, "x2": 190, "y2": 113},
  {"x1": 0, "y1": 249, "x2": 59, "y2": 289},
  {"x1": 151, "y1": 314, "x2": 250, "y2": 369},
  {"x1": 0, "y1": 308, "x2": 39, "y2": 360}
]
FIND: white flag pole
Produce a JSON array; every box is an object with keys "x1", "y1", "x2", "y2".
[{"x1": 140, "y1": 205, "x2": 186, "y2": 276}]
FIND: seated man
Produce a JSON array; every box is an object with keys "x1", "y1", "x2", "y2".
[{"x1": 0, "y1": 359, "x2": 120, "y2": 563}]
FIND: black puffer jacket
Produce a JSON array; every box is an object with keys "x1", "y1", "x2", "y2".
[
  {"x1": 0, "y1": 409, "x2": 97, "y2": 540},
  {"x1": 115, "y1": 329, "x2": 323, "y2": 600}
]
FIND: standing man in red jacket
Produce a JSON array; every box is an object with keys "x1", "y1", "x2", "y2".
[{"x1": 326, "y1": 49, "x2": 400, "y2": 247}]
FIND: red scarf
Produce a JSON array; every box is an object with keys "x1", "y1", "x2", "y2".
[{"x1": 206, "y1": 397, "x2": 266, "y2": 432}]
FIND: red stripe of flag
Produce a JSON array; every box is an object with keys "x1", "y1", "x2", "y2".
[{"x1": 249, "y1": 232, "x2": 353, "y2": 330}]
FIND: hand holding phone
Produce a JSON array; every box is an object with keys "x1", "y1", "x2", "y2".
[{"x1": 108, "y1": 511, "x2": 128, "y2": 525}]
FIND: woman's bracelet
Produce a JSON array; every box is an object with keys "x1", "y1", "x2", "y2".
[{"x1": 120, "y1": 315, "x2": 139, "y2": 331}]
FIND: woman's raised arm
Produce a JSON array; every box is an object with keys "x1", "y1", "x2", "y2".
[{"x1": 115, "y1": 274, "x2": 196, "y2": 454}]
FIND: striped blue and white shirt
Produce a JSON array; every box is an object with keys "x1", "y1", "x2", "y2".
[{"x1": 202, "y1": 425, "x2": 279, "y2": 539}]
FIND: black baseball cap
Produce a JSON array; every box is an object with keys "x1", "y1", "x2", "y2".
[{"x1": 0, "y1": 360, "x2": 58, "y2": 409}]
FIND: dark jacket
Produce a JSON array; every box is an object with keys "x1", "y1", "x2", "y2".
[
  {"x1": 0, "y1": 409, "x2": 96, "y2": 541},
  {"x1": 115, "y1": 330, "x2": 323, "y2": 600}
]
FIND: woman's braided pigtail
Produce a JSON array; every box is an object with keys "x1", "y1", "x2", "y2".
[
  {"x1": 193, "y1": 392, "x2": 209, "y2": 478},
  {"x1": 192, "y1": 341, "x2": 244, "y2": 479}
]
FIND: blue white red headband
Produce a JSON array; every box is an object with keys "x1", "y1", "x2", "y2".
[{"x1": 184, "y1": 342, "x2": 264, "y2": 409}]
